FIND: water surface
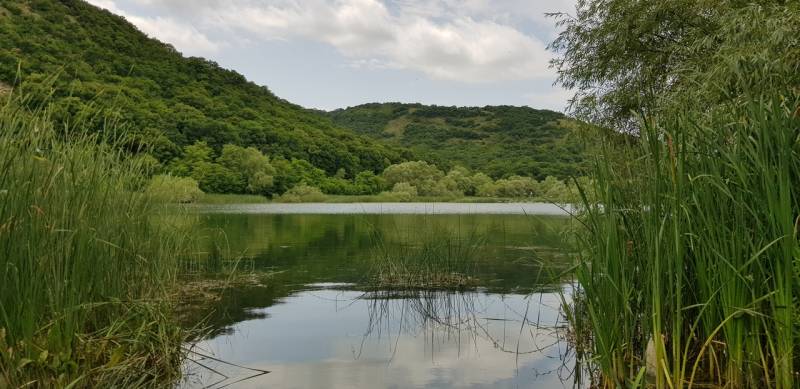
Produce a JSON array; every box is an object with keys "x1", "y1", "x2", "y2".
[
  {"x1": 188, "y1": 202, "x2": 573, "y2": 215},
  {"x1": 178, "y1": 203, "x2": 580, "y2": 388}
]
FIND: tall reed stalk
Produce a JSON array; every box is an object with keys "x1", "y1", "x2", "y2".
[
  {"x1": 572, "y1": 72, "x2": 799, "y2": 389},
  {"x1": 0, "y1": 90, "x2": 188, "y2": 387}
]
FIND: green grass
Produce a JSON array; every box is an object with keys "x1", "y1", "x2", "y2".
[
  {"x1": 301, "y1": 194, "x2": 521, "y2": 203},
  {"x1": 0, "y1": 91, "x2": 190, "y2": 387},
  {"x1": 570, "y1": 83, "x2": 799, "y2": 388},
  {"x1": 196, "y1": 193, "x2": 270, "y2": 204},
  {"x1": 196, "y1": 194, "x2": 571, "y2": 204},
  {"x1": 192, "y1": 192, "x2": 576, "y2": 204}
]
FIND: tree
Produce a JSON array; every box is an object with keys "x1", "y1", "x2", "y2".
[
  {"x1": 445, "y1": 166, "x2": 473, "y2": 194},
  {"x1": 549, "y1": 0, "x2": 737, "y2": 131},
  {"x1": 539, "y1": 176, "x2": 569, "y2": 200},
  {"x1": 480, "y1": 176, "x2": 539, "y2": 198},
  {"x1": 470, "y1": 173, "x2": 493, "y2": 195},
  {"x1": 353, "y1": 171, "x2": 384, "y2": 195},
  {"x1": 191, "y1": 161, "x2": 244, "y2": 193},
  {"x1": 381, "y1": 161, "x2": 448, "y2": 196},
  {"x1": 272, "y1": 158, "x2": 328, "y2": 194},
  {"x1": 170, "y1": 140, "x2": 212, "y2": 176},
  {"x1": 217, "y1": 144, "x2": 276, "y2": 194},
  {"x1": 445, "y1": 166, "x2": 495, "y2": 196}
]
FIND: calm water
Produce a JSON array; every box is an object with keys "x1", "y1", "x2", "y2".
[
  {"x1": 178, "y1": 203, "x2": 582, "y2": 389},
  {"x1": 187, "y1": 202, "x2": 574, "y2": 215}
]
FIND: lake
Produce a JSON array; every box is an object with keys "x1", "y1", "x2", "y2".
[{"x1": 177, "y1": 203, "x2": 583, "y2": 388}]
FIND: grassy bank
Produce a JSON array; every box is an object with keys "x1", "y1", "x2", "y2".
[
  {"x1": 279, "y1": 194, "x2": 547, "y2": 203},
  {"x1": 0, "y1": 93, "x2": 190, "y2": 387},
  {"x1": 192, "y1": 192, "x2": 572, "y2": 205},
  {"x1": 196, "y1": 193, "x2": 270, "y2": 204}
]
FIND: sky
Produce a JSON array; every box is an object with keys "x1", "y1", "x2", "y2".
[{"x1": 86, "y1": 0, "x2": 577, "y2": 112}]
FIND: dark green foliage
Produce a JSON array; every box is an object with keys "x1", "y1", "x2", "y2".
[
  {"x1": 0, "y1": 0, "x2": 406, "y2": 179},
  {"x1": 327, "y1": 103, "x2": 587, "y2": 180}
]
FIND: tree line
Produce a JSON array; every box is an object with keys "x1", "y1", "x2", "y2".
[{"x1": 146, "y1": 141, "x2": 586, "y2": 202}]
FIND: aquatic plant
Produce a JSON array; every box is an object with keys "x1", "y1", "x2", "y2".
[
  {"x1": 552, "y1": 2, "x2": 800, "y2": 387},
  {"x1": 368, "y1": 225, "x2": 483, "y2": 289},
  {"x1": 0, "y1": 90, "x2": 189, "y2": 387},
  {"x1": 570, "y1": 35, "x2": 799, "y2": 389}
]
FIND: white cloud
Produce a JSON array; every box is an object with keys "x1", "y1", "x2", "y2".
[
  {"x1": 85, "y1": 0, "x2": 578, "y2": 87},
  {"x1": 196, "y1": 0, "x2": 556, "y2": 82},
  {"x1": 393, "y1": 17, "x2": 551, "y2": 81},
  {"x1": 85, "y1": 0, "x2": 220, "y2": 56}
]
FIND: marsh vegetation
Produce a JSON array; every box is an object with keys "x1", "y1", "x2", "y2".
[
  {"x1": 552, "y1": 1, "x2": 800, "y2": 387},
  {"x1": 0, "y1": 92, "x2": 192, "y2": 387}
]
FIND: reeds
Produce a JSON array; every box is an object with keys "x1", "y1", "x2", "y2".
[
  {"x1": 571, "y1": 75, "x2": 799, "y2": 388},
  {"x1": 0, "y1": 90, "x2": 189, "y2": 387},
  {"x1": 368, "y1": 225, "x2": 483, "y2": 289}
]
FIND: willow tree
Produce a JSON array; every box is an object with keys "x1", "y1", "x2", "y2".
[{"x1": 548, "y1": 0, "x2": 798, "y2": 132}]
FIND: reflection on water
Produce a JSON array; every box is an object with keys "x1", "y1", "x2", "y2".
[
  {"x1": 182, "y1": 288, "x2": 579, "y2": 389},
  {"x1": 177, "y1": 205, "x2": 580, "y2": 388}
]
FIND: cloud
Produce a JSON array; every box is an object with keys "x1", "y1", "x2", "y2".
[
  {"x1": 211, "y1": 0, "x2": 557, "y2": 82},
  {"x1": 85, "y1": 0, "x2": 220, "y2": 56},
  {"x1": 113, "y1": 0, "x2": 560, "y2": 83}
]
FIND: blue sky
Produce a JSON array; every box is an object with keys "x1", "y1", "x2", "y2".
[{"x1": 87, "y1": 0, "x2": 576, "y2": 111}]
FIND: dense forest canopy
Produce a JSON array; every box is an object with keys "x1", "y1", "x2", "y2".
[
  {"x1": 0, "y1": 0, "x2": 408, "y2": 177},
  {"x1": 327, "y1": 103, "x2": 587, "y2": 180}
]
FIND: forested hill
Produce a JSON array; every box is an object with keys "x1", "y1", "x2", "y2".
[
  {"x1": 327, "y1": 103, "x2": 586, "y2": 179},
  {"x1": 0, "y1": 0, "x2": 408, "y2": 176}
]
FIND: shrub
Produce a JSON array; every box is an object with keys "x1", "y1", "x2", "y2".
[
  {"x1": 382, "y1": 161, "x2": 445, "y2": 195},
  {"x1": 278, "y1": 183, "x2": 327, "y2": 202},
  {"x1": 145, "y1": 174, "x2": 204, "y2": 203}
]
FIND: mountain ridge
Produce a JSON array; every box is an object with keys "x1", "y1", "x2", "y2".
[{"x1": 327, "y1": 102, "x2": 586, "y2": 179}]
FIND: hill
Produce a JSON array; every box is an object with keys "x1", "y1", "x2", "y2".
[
  {"x1": 327, "y1": 103, "x2": 587, "y2": 179},
  {"x1": 0, "y1": 0, "x2": 408, "y2": 178}
]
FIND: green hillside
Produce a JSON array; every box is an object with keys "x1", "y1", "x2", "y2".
[
  {"x1": 327, "y1": 103, "x2": 586, "y2": 179},
  {"x1": 0, "y1": 0, "x2": 586, "y2": 199},
  {"x1": 0, "y1": 0, "x2": 408, "y2": 177}
]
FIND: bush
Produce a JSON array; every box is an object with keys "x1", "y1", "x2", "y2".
[
  {"x1": 278, "y1": 184, "x2": 327, "y2": 202},
  {"x1": 478, "y1": 175, "x2": 538, "y2": 198},
  {"x1": 382, "y1": 161, "x2": 445, "y2": 196},
  {"x1": 145, "y1": 175, "x2": 204, "y2": 203},
  {"x1": 377, "y1": 182, "x2": 418, "y2": 201}
]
